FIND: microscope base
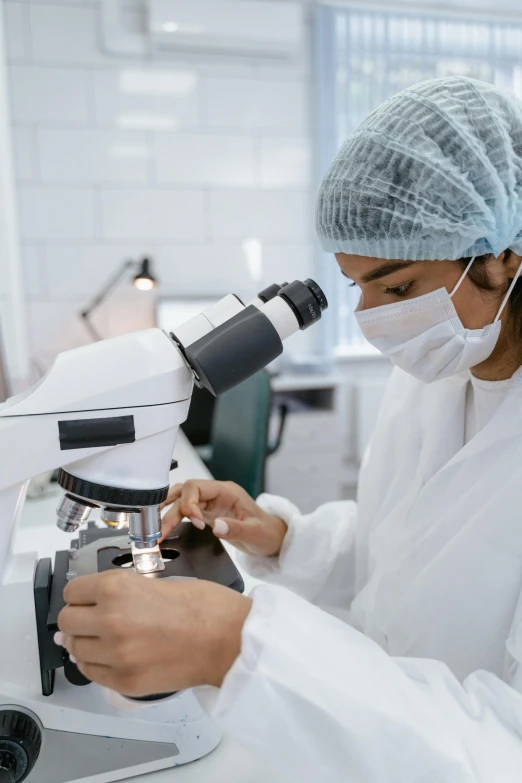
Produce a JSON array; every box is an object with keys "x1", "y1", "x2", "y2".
[
  {"x1": 0, "y1": 548, "x2": 223, "y2": 781},
  {"x1": 24, "y1": 727, "x2": 202, "y2": 783},
  {"x1": 0, "y1": 682, "x2": 222, "y2": 782}
]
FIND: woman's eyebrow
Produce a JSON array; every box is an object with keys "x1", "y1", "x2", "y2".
[{"x1": 360, "y1": 261, "x2": 415, "y2": 284}]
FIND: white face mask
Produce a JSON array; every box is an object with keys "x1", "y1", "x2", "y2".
[{"x1": 354, "y1": 256, "x2": 522, "y2": 383}]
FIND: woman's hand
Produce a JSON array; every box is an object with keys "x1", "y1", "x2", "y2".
[
  {"x1": 56, "y1": 570, "x2": 252, "y2": 697},
  {"x1": 161, "y1": 479, "x2": 287, "y2": 558}
]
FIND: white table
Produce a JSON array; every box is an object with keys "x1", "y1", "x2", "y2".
[{"x1": 15, "y1": 431, "x2": 289, "y2": 783}]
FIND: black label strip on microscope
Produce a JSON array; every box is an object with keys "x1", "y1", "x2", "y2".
[{"x1": 58, "y1": 415, "x2": 136, "y2": 451}]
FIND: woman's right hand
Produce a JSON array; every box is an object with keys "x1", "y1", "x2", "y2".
[{"x1": 160, "y1": 480, "x2": 288, "y2": 558}]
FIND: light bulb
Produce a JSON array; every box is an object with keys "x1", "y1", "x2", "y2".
[{"x1": 134, "y1": 277, "x2": 155, "y2": 291}]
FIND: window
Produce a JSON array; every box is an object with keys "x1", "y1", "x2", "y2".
[{"x1": 315, "y1": 4, "x2": 522, "y2": 354}]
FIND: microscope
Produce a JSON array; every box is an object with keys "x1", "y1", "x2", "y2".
[{"x1": 0, "y1": 280, "x2": 327, "y2": 783}]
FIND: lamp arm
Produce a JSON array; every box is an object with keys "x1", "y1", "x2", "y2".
[
  {"x1": 80, "y1": 260, "x2": 136, "y2": 319},
  {"x1": 79, "y1": 260, "x2": 137, "y2": 341},
  {"x1": 80, "y1": 316, "x2": 103, "y2": 342}
]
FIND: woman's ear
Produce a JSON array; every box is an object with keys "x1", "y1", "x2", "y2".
[
  {"x1": 486, "y1": 251, "x2": 520, "y2": 287},
  {"x1": 504, "y1": 251, "x2": 522, "y2": 279}
]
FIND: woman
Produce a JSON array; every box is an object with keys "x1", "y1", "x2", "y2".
[{"x1": 58, "y1": 77, "x2": 522, "y2": 781}]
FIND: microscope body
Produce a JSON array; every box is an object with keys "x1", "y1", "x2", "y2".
[
  {"x1": 0, "y1": 329, "x2": 214, "y2": 782},
  {"x1": 0, "y1": 281, "x2": 327, "y2": 782},
  {"x1": 0, "y1": 328, "x2": 192, "y2": 584}
]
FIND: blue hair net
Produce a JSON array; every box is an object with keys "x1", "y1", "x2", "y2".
[{"x1": 316, "y1": 76, "x2": 522, "y2": 261}]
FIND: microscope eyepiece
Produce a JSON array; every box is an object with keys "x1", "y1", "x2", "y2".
[
  {"x1": 182, "y1": 278, "x2": 328, "y2": 397},
  {"x1": 304, "y1": 278, "x2": 328, "y2": 311},
  {"x1": 277, "y1": 278, "x2": 328, "y2": 331}
]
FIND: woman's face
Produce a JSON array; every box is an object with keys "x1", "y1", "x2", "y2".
[{"x1": 335, "y1": 252, "x2": 517, "y2": 331}]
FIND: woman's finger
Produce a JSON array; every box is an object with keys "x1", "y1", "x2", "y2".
[
  {"x1": 160, "y1": 483, "x2": 183, "y2": 509},
  {"x1": 160, "y1": 500, "x2": 184, "y2": 539},
  {"x1": 68, "y1": 636, "x2": 112, "y2": 666},
  {"x1": 77, "y1": 661, "x2": 114, "y2": 689},
  {"x1": 209, "y1": 516, "x2": 262, "y2": 543},
  {"x1": 63, "y1": 573, "x2": 107, "y2": 606},
  {"x1": 208, "y1": 515, "x2": 286, "y2": 557},
  {"x1": 58, "y1": 605, "x2": 102, "y2": 637},
  {"x1": 161, "y1": 480, "x2": 246, "y2": 540},
  {"x1": 179, "y1": 479, "x2": 240, "y2": 521},
  {"x1": 162, "y1": 480, "x2": 208, "y2": 523},
  {"x1": 178, "y1": 480, "x2": 207, "y2": 522}
]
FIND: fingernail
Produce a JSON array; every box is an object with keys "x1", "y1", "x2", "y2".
[
  {"x1": 190, "y1": 517, "x2": 205, "y2": 530},
  {"x1": 54, "y1": 631, "x2": 65, "y2": 646},
  {"x1": 213, "y1": 519, "x2": 229, "y2": 537},
  {"x1": 69, "y1": 654, "x2": 77, "y2": 664}
]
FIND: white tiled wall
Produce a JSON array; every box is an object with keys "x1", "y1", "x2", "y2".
[
  {"x1": 10, "y1": 65, "x2": 92, "y2": 124},
  {"x1": 38, "y1": 129, "x2": 151, "y2": 183},
  {"x1": 202, "y1": 77, "x2": 308, "y2": 132},
  {"x1": 92, "y1": 67, "x2": 201, "y2": 130},
  {"x1": 153, "y1": 134, "x2": 257, "y2": 187},
  {"x1": 4, "y1": 0, "x2": 315, "y2": 369}
]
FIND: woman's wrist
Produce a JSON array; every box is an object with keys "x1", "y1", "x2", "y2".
[
  {"x1": 259, "y1": 511, "x2": 288, "y2": 557},
  {"x1": 205, "y1": 591, "x2": 253, "y2": 687}
]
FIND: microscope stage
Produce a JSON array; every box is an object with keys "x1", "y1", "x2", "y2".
[{"x1": 34, "y1": 522, "x2": 244, "y2": 697}]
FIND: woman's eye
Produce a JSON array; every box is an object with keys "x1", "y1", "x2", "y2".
[{"x1": 384, "y1": 281, "x2": 414, "y2": 298}]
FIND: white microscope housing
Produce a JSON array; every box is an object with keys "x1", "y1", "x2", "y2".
[{"x1": 0, "y1": 280, "x2": 327, "y2": 783}]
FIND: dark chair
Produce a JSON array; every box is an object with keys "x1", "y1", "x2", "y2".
[{"x1": 203, "y1": 369, "x2": 287, "y2": 499}]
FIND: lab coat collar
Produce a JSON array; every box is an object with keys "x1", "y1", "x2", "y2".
[{"x1": 423, "y1": 365, "x2": 522, "y2": 478}]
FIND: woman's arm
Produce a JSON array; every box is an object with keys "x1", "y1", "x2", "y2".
[
  {"x1": 213, "y1": 584, "x2": 522, "y2": 783},
  {"x1": 237, "y1": 496, "x2": 359, "y2": 613}
]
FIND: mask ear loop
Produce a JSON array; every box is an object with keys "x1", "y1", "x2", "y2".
[
  {"x1": 494, "y1": 259, "x2": 522, "y2": 322},
  {"x1": 450, "y1": 256, "x2": 476, "y2": 297}
]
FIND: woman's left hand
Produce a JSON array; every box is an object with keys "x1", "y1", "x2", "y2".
[{"x1": 56, "y1": 570, "x2": 252, "y2": 697}]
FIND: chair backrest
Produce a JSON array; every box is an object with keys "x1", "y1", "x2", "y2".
[{"x1": 206, "y1": 369, "x2": 272, "y2": 499}]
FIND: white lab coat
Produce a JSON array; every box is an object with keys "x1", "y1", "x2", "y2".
[{"x1": 211, "y1": 367, "x2": 522, "y2": 782}]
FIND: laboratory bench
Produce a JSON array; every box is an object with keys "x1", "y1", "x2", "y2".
[{"x1": 14, "y1": 431, "x2": 290, "y2": 783}]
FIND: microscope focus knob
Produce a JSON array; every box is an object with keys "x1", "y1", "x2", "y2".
[
  {"x1": 64, "y1": 656, "x2": 91, "y2": 687},
  {"x1": 0, "y1": 750, "x2": 16, "y2": 783},
  {"x1": 0, "y1": 710, "x2": 42, "y2": 782}
]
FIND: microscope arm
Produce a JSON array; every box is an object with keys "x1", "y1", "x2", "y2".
[{"x1": 0, "y1": 327, "x2": 194, "y2": 582}]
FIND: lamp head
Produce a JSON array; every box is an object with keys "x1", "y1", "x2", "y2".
[{"x1": 133, "y1": 258, "x2": 158, "y2": 291}]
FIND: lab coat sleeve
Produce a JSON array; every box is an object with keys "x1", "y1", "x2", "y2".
[
  {"x1": 212, "y1": 585, "x2": 522, "y2": 783},
  {"x1": 235, "y1": 493, "x2": 358, "y2": 611}
]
